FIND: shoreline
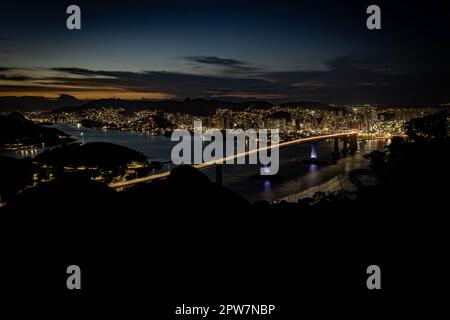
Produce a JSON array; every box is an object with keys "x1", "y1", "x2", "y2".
[{"x1": 275, "y1": 173, "x2": 353, "y2": 203}]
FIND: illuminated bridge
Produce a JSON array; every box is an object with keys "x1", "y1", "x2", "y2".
[{"x1": 109, "y1": 132, "x2": 358, "y2": 189}]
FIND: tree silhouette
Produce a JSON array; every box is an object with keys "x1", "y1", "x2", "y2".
[{"x1": 405, "y1": 111, "x2": 448, "y2": 141}]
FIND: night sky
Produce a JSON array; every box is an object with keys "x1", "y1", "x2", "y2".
[{"x1": 1, "y1": 0, "x2": 449, "y2": 104}]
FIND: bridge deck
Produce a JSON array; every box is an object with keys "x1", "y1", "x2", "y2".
[{"x1": 109, "y1": 132, "x2": 356, "y2": 189}]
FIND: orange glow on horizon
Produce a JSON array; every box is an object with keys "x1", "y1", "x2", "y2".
[{"x1": 0, "y1": 91, "x2": 175, "y2": 100}]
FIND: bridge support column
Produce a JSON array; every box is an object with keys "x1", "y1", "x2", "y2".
[
  {"x1": 310, "y1": 142, "x2": 317, "y2": 159},
  {"x1": 342, "y1": 136, "x2": 349, "y2": 157},
  {"x1": 216, "y1": 164, "x2": 223, "y2": 185},
  {"x1": 333, "y1": 138, "x2": 339, "y2": 157},
  {"x1": 349, "y1": 134, "x2": 358, "y2": 154}
]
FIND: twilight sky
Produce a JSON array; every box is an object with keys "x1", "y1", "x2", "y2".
[{"x1": 1, "y1": 0, "x2": 449, "y2": 104}]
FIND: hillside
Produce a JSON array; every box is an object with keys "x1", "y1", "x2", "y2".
[
  {"x1": 0, "y1": 113, "x2": 73, "y2": 149},
  {"x1": 53, "y1": 98, "x2": 275, "y2": 115},
  {"x1": 1, "y1": 95, "x2": 338, "y2": 115}
]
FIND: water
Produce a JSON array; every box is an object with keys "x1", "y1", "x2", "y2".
[
  {"x1": 3, "y1": 123, "x2": 387, "y2": 202},
  {"x1": 54, "y1": 124, "x2": 178, "y2": 162},
  {"x1": 202, "y1": 139, "x2": 385, "y2": 202}
]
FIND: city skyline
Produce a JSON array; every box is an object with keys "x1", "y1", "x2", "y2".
[
  {"x1": 1, "y1": 1, "x2": 449, "y2": 104},
  {"x1": 1, "y1": 1, "x2": 450, "y2": 299}
]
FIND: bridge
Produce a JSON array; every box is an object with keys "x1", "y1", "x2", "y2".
[{"x1": 109, "y1": 132, "x2": 358, "y2": 189}]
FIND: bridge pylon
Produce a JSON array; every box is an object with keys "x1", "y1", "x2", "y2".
[
  {"x1": 342, "y1": 136, "x2": 349, "y2": 157},
  {"x1": 333, "y1": 138, "x2": 340, "y2": 159},
  {"x1": 349, "y1": 134, "x2": 358, "y2": 154}
]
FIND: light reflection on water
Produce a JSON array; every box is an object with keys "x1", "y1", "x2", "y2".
[
  {"x1": 262, "y1": 180, "x2": 272, "y2": 195},
  {"x1": 1, "y1": 147, "x2": 42, "y2": 159}
]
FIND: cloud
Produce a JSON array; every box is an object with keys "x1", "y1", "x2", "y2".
[
  {"x1": 186, "y1": 56, "x2": 247, "y2": 67},
  {"x1": 324, "y1": 55, "x2": 391, "y2": 72},
  {"x1": 1, "y1": 58, "x2": 450, "y2": 104},
  {"x1": 52, "y1": 68, "x2": 101, "y2": 77},
  {"x1": 0, "y1": 67, "x2": 274, "y2": 100},
  {"x1": 184, "y1": 56, "x2": 260, "y2": 72}
]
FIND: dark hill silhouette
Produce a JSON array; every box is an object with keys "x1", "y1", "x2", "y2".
[
  {"x1": 0, "y1": 94, "x2": 83, "y2": 112},
  {"x1": 124, "y1": 165, "x2": 251, "y2": 212},
  {"x1": 2, "y1": 94, "x2": 445, "y2": 114},
  {"x1": 2, "y1": 153, "x2": 450, "y2": 299},
  {"x1": 53, "y1": 98, "x2": 274, "y2": 116},
  {"x1": 0, "y1": 156, "x2": 35, "y2": 203},
  {"x1": 34, "y1": 142, "x2": 147, "y2": 182},
  {"x1": 7, "y1": 111, "x2": 28, "y2": 122},
  {"x1": 35, "y1": 142, "x2": 147, "y2": 167},
  {"x1": 4, "y1": 164, "x2": 249, "y2": 214},
  {"x1": 0, "y1": 113, "x2": 72, "y2": 148},
  {"x1": 5, "y1": 173, "x2": 117, "y2": 213},
  {"x1": 53, "y1": 98, "x2": 334, "y2": 115},
  {"x1": 1, "y1": 93, "x2": 383, "y2": 117}
]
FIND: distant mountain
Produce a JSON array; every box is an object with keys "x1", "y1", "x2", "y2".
[
  {"x1": 53, "y1": 98, "x2": 333, "y2": 115},
  {"x1": 7, "y1": 111, "x2": 29, "y2": 122},
  {"x1": 53, "y1": 98, "x2": 275, "y2": 115},
  {"x1": 1, "y1": 94, "x2": 333, "y2": 115},
  {"x1": 0, "y1": 95, "x2": 84, "y2": 112}
]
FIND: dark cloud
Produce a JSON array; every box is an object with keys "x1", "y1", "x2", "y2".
[
  {"x1": 324, "y1": 55, "x2": 391, "y2": 72},
  {"x1": 0, "y1": 75, "x2": 28, "y2": 81},
  {"x1": 185, "y1": 56, "x2": 259, "y2": 72},
  {"x1": 186, "y1": 56, "x2": 247, "y2": 67},
  {"x1": 52, "y1": 68, "x2": 101, "y2": 76},
  {"x1": 204, "y1": 88, "x2": 234, "y2": 94},
  {"x1": 0, "y1": 85, "x2": 99, "y2": 93},
  {"x1": 1, "y1": 60, "x2": 449, "y2": 104}
]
